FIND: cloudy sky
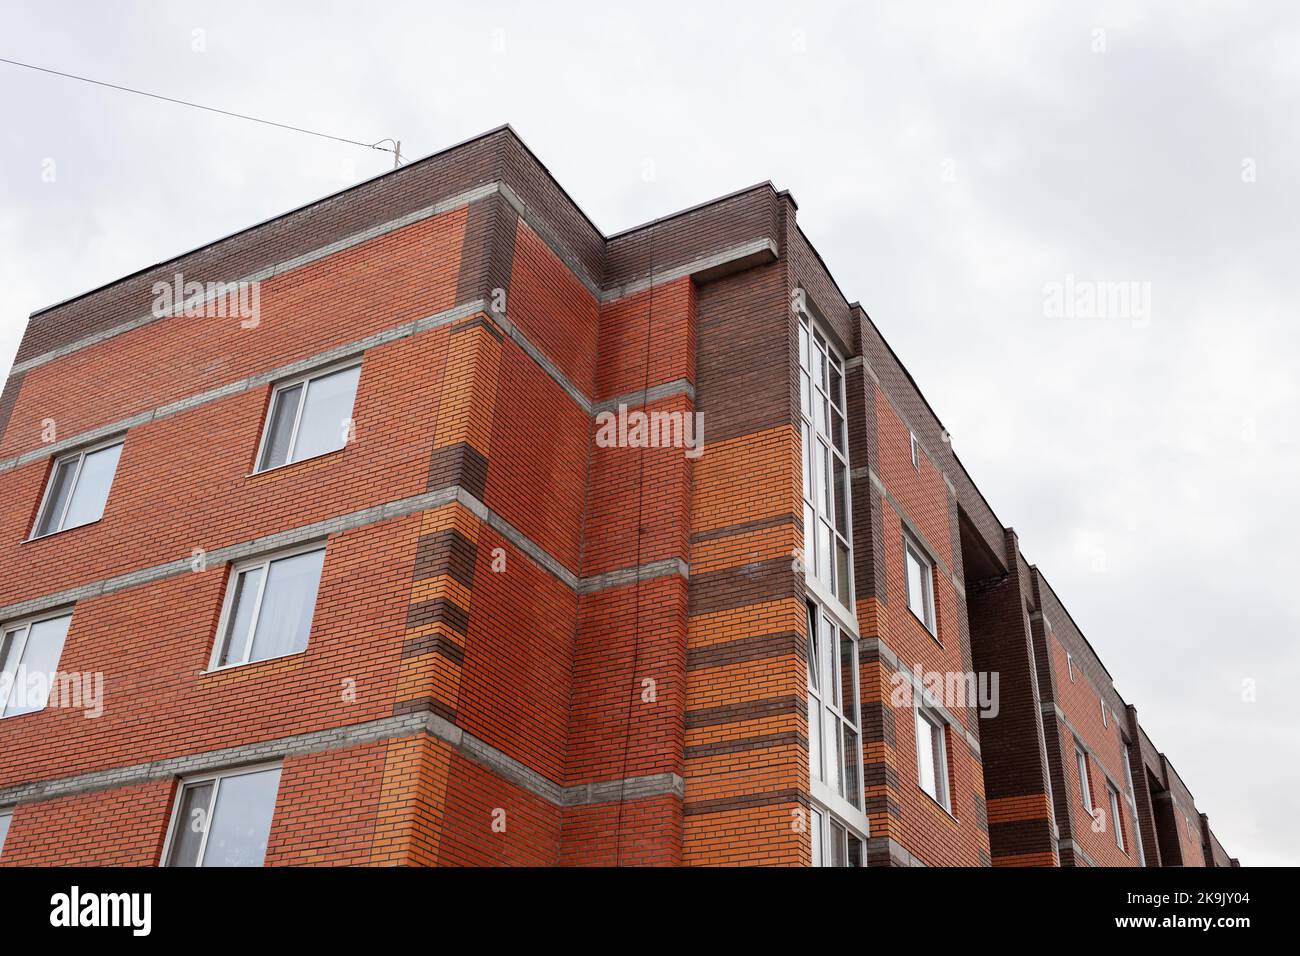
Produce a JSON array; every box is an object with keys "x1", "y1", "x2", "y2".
[{"x1": 2, "y1": 1, "x2": 1296, "y2": 865}]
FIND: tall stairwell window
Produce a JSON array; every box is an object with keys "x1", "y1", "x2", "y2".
[
  {"x1": 799, "y1": 309, "x2": 853, "y2": 610},
  {"x1": 805, "y1": 599, "x2": 866, "y2": 865}
]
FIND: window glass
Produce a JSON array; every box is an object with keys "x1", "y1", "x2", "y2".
[
  {"x1": 0, "y1": 614, "x2": 72, "y2": 718},
  {"x1": 215, "y1": 549, "x2": 325, "y2": 668},
  {"x1": 166, "y1": 782, "x2": 214, "y2": 867},
  {"x1": 201, "y1": 768, "x2": 281, "y2": 867},
  {"x1": 0, "y1": 811, "x2": 11, "y2": 858},
  {"x1": 217, "y1": 566, "x2": 264, "y2": 667},
  {"x1": 166, "y1": 767, "x2": 281, "y2": 867},
  {"x1": 60, "y1": 443, "x2": 122, "y2": 529},
  {"x1": 916, "y1": 710, "x2": 937, "y2": 798},
  {"x1": 292, "y1": 365, "x2": 360, "y2": 462},
  {"x1": 1076, "y1": 746, "x2": 1093, "y2": 811},
  {"x1": 797, "y1": 311, "x2": 852, "y2": 608},
  {"x1": 257, "y1": 364, "x2": 360, "y2": 472},
  {"x1": 258, "y1": 382, "x2": 303, "y2": 471},
  {"x1": 33, "y1": 458, "x2": 77, "y2": 537},
  {"x1": 248, "y1": 549, "x2": 325, "y2": 662},
  {"x1": 33, "y1": 442, "x2": 123, "y2": 537},
  {"x1": 905, "y1": 544, "x2": 931, "y2": 628}
]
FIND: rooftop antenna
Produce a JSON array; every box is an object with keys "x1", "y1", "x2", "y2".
[{"x1": 374, "y1": 138, "x2": 402, "y2": 168}]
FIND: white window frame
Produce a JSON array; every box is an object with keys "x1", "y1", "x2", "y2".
[
  {"x1": 29, "y1": 436, "x2": 124, "y2": 539},
  {"x1": 159, "y1": 762, "x2": 282, "y2": 867},
  {"x1": 798, "y1": 305, "x2": 854, "y2": 611},
  {"x1": 914, "y1": 704, "x2": 951, "y2": 811},
  {"x1": 909, "y1": 430, "x2": 921, "y2": 470},
  {"x1": 806, "y1": 600, "x2": 866, "y2": 817},
  {"x1": 253, "y1": 359, "x2": 360, "y2": 473},
  {"x1": 208, "y1": 542, "x2": 327, "y2": 671},
  {"x1": 1108, "y1": 784, "x2": 1125, "y2": 851},
  {"x1": 1121, "y1": 744, "x2": 1147, "y2": 866},
  {"x1": 0, "y1": 607, "x2": 74, "y2": 719},
  {"x1": 1101, "y1": 699, "x2": 1108, "y2": 727},
  {"x1": 903, "y1": 533, "x2": 937, "y2": 636},
  {"x1": 1075, "y1": 741, "x2": 1094, "y2": 813},
  {"x1": 1067, "y1": 652, "x2": 1075, "y2": 682},
  {"x1": 809, "y1": 804, "x2": 866, "y2": 867},
  {"x1": 0, "y1": 807, "x2": 12, "y2": 859}
]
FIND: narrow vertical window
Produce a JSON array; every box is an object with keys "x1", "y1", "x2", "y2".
[
  {"x1": 915, "y1": 706, "x2": 950, "y2": 810},
  {"x1": 910, "y1": 430, "x2": 920, "y2": 470},
  {"x1": 31, "y1": 440, "x2": 123, "y2": 538},
  {"x1": 1075, "y1": 742, "x2": 1094, "y2": 813},
  {"x1": 1121, "y1": 745, "x2": 1147, "y2": 866},
  {"x1": 797, "y1": 309, "x2": 853, "y2": 608},
  {"x1": 1108, "y1": 785, "x2": 1125, "y2": 850},
  {"x1": 163, "y1": 765, "x2": 282, "y2": 867},
  {"x1": 212, "y1": 546, "x2": 326, "y2": 668},
  {"x1": 256, "y1": 363, "x2": 360, "y2": 471},
  {"x1": 0, "y1": 612, "x2": 73, "y2": 718},
  {"x1": 903, "y1": 535, "x2": 936, "y2": 635},
  {"x1": 1067, "y1": 652, "x2": 1075, "y2": 681},
  {"x1": 0, "y1": 808, "x2": 11, "y2": 859},
  {"x1": 805, "y1": 602, "x2": 861, "y2": 809}
]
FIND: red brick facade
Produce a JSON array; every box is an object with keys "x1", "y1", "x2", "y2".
[{"x1": 0, "y1": 126, "x2": 1234, "y2": 866}]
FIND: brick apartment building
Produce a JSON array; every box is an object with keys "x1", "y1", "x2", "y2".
[{"x1": 0, "y1": 126, "x2": 1237, "y2": 867}]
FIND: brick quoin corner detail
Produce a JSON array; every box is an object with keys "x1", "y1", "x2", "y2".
[{"x1": 0, "y1": 126, "x2": 1237, "y2": 868}]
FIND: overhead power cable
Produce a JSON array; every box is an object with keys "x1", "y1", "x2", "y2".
[{"x1": 0, "y1": 55, "x2": 401, "y2": 163}]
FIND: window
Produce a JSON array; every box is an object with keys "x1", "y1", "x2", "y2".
[
  {"x1": 163, "y1": 765, "x2": 282, "y2": 867},
  {"x1": 910, "y1": 430, "x2": 920, "y2": 470},
  {"x1": 1108, "y1": 785, "x2": 1125, "y2": 850},
  {"x1": 1101, "y1": 700, "x2": 1108, "y2": 727},
  {"x1": 0, "y1": 809, "x2": 11, "y2": 858},
  {"x1": 903, "y1": 535, "x2": 936, "y2": 635},
  {"x1": 1121, "y1": 745, "x2": 1147, "y2": 866},
  {"x1": 798, "y1": 310, "x2": 853, "y2": 608},
  {"x1": 810, "y1": 806, "x2": 865, "y2": 867},
  {"x1": 211, "y1": 546, "x2": 326, "y2": 668},
  {"x1": 0, "y1": 611, "x2": 72, "y2": 718},
  {"x1": 915, "y1": 706, "x2": 950, "y2": 810},
  {"x1": 806, "y1": 601, "x2": 862, "y2": 810},
  {"x1": 1067, "y1": 652, "x2": 1075, "y2": 682},
  {"x1": 256, "y1": 363, "x2": 360, "y2": 471},
  {"x1": 1075, "y1": 741, "x2": 1094, "y2": 813},
  {"x1": 31, "y1": 440, "x2": 123, "y2": 538}
]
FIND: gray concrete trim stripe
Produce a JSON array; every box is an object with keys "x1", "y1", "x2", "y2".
[
  {"x1": 591, "y1": 377, "x2": 695, "y2": 416},
  {"x1": 12, "y1": 184, "x2": 500, "y2": 376},
  {"x1": 0, "y1": 486, "x2": 458, "y2": 623},
  {"x1": 495, "y1": 181, "x2": 604, "y2": 300},
  {"x1": 599, "y1": 237, "x2": 780, "y2": 303},
  {"x1": 863, "y1": 634, "x2": 983, "y2": 758},
  {"x1": 11, "y1": 181, "x2": 776, "y2": 387},
  {"x1": 1042, "y1": 701, "x2": 1126, "y2": 794},
  {"x1": 869, "y1": 835, "x2": 927, "y2": 867},
  {"x1": 0, "y1": 478, "x2": 690, "y2": 621},
  {"x1": 0, "y1": 709, "x2": 684, "y2": 811},
  {"x1": 577, "y1": 557, "x2": 689, "y2": 595},
  {"x1": 0, "y1": 299, "x2": 487, "y2": 476},
  {"x1": 488, "y1": 308, "x2": 592, "y2": 414},
  {"x1": 450, "y1": 486, "x2": 579, "y2": 590},
  {"x1": 868, "y1": 467, "x2": 958, "y2": 584},
  {"x1": 1058, "y1": 837, "x2": 1100, "y2": 868}
]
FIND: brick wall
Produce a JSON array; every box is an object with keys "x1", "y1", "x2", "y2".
[{"x1": 0, "y1": 126, "x2": 1229, "y2": 867}]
